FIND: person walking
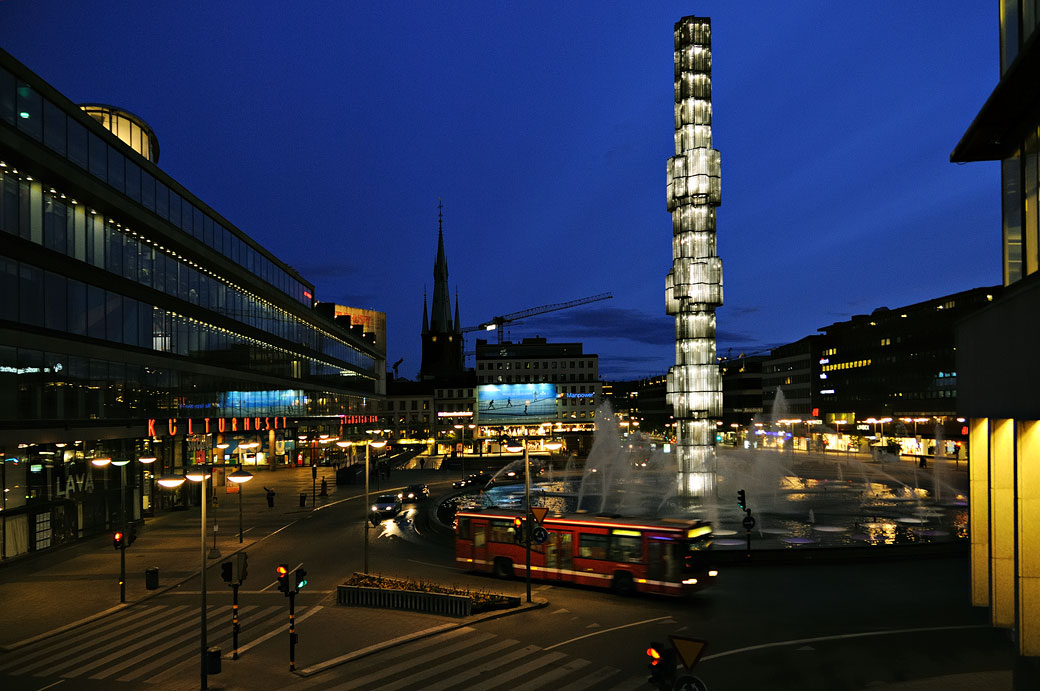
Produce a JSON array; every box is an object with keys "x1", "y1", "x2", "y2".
[{"x1": 264, "y1": 487, "x2": 275, "y2": 507}]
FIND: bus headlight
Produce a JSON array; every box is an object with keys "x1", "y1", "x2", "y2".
[{"x1": 708, "y1": 570, "x2": 718, "y2": 577}]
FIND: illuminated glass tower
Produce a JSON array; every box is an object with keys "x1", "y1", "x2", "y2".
[{"x1": 665, "y1": 15, "x2": 722, "y2": 498}]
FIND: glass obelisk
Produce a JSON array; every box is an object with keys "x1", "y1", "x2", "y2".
[{"x1": 665, "y1": 15, "x2": 722, "y2": 499}]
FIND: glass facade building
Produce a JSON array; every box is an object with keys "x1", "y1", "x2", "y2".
[{"x1": 0, "y1": 48, "x2": 384, "y2": 560}]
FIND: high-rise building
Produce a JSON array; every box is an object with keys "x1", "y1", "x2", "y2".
[
  {"x1": 951, "y1": 3, "x2": 1040, "y2": 683},
  {"x1": 665, "y1": 15, "x2": 723, "y2": 498},
  {"x1": 419, "y1": 203, "x2": 464, "y2": 382},
  {"x1": 0, "y1": 49, "x2": 384, "y2": 559}
]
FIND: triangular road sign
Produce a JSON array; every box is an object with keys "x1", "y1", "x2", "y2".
[
  {"x1": 670, "y1": 635, "x2": 707, "y2": 670},
  {"x1": 530, "y1": 507, "x2": 549, "y2": 524}
]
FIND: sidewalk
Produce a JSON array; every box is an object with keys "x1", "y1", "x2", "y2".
[{"x1": 0, "y1": 464, "x2": 341, "y2": 650}]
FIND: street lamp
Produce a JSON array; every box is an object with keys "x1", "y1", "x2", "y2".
[
  {"x1": 227, "y1": 468, "x2": 253, "y2": 543},
  {"x1": 364, "y1": 438, "x2": 387, "y2": 574},
  {"x1": 183, "y1": 466, "x2": 214, "y2": 690},
  {"x1": 504, "y1": 439, "x2": 532, "y2": 603}
]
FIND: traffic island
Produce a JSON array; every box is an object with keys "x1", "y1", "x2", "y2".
[{"x1": 338, "y1": 572, "x2": 520, "y2": 617}]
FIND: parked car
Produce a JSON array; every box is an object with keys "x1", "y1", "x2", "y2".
[
  {"x1": 370, "y1": 493, "x2": 402, "y2": 520},
  {"x1": 401, "y1": 483, "x2": 429, "y2": 502}
]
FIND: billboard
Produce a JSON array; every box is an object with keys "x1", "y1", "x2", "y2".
[{"x1": 477, "y1": 383, "x2": 557, "y2": 424}]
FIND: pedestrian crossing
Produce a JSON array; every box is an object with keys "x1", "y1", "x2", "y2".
[
  {"x1": 0, "y1": 602, "x2": 319, "y2": 684},
  {"x1": 287, "y1": 626, "x2": 655, "y2": 691}
]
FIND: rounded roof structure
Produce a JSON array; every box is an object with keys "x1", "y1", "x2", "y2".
[{"x1": 79, "y1": 103, "x2": 160, "y2": 163}]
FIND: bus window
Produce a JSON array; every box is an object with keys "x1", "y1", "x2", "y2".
[
  {"x1": 457, "y1": 517, "x2": 471, "y2": 540},
  {"x1": 608, "y1": 530, "x2": 643, "y2": 564},
  {"x1": 578, "y1": 533, "x2": 608, "y2": 559},
  {"x1": 488, "y1": 519, "x2": 514, "y2": 543}
]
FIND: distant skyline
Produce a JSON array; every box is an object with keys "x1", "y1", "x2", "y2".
[{"x1": 0, "y1": 2, "x2": 1001, "y2": 380}]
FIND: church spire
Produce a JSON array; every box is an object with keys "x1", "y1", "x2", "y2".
[
  {"x1": 421, "y1": 288, "x2": 429, "y2": 334},
  {"x1": 453, "y1": 288, "x2": 461, "y2": 334},
  {"x1": 429, "y1": 199, "x2": 452, "y2": 333}
]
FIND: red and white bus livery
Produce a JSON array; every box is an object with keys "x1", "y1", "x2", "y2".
[{"x1": 455, "y1": 508, "x2": 717, "y2": 596}]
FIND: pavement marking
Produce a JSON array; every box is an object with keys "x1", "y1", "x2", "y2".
[
  {"x1": 294, "y1": 623, "x2": 469, "y2": 677},
  {"x1": 369, "y1": 635, "x2": 515, "y2": 691},
  {"x1": 33, "y1": 681, "x2": 66, "y2": 690},
  {"x1": 511, "y1": 657, "x2": 592, "y2": 691},
  {"x1": 420, "y1": 644, "x2": 543, "y2": 691},
  {"x1": 406, "y1": 558, "x2": 461, "y2": 571},
  {"x1": 543, "y1": 616, "x2": 673, "y2": 651},
  {"x1": 229, "y1": 605, "x2": 323, "y2": 658},
  {"x1": 0, "y1": 603, "x2": 129, "y2": 652},
  {"x1": 699, "y1": 624, "x2": 990, "y2": 662}
]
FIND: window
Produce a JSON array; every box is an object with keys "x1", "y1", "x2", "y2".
[
  {"x1": 488, "y1": 519, "x2": 515, "y2": 543},
  {"x1": 578, "y1": 533, "x2": 608, "y2": 559},
  {"x1": 608, "y1": 531, "x2": 643, "y2": 563}
]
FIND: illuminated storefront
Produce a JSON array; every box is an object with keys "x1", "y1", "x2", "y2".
[{"x1": 0, "y1": 48, "x2": 384, "y2": 559}]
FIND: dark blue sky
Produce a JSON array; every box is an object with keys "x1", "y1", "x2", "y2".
[{"x1": 0, "y1": 2, "x2": 1000, "y2": 380}]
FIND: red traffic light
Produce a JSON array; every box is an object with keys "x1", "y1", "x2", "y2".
[
  {"x1": 276, "y1": 565, "x2": 288, "y2": 576},
  {"x1": 646, "y1": 646, "x2": 662, "y2": 665},
  {"x1": 113, "y1": 531, "x2": 124, "y2": 549},
  {"x1": 513, "y1": 517, "x2": 523, "y2": 528}
]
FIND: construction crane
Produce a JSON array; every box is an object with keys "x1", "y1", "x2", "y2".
[{"x1": 462, "y1": 293, "x2": 613, "y2": 344}]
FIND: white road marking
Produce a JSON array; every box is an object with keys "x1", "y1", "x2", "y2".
[{"x1": 543, "y1": 616, "x2": 673, "y2": 651}]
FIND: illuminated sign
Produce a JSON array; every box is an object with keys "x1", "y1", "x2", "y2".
[
  {"x1": 220, "y1": 390, "x2": 305, "y2": 413},
  {"x1": 148, "y1": 417, "x2": 289, "y2": 437},
  {"x1": 437, "y1": 411, "x2": 474, "y2": 418},
  {"x1": 565, "y1": 393, "x2": 593, "y2": 398},
  {"x1": 477, "y1": 383, "x2": 557, "y2": 424}
]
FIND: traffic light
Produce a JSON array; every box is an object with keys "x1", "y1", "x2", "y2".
[
  {"x1": 276, "y1": 563, "x2": 290, "y2": 594},
  {"x1": 237, "y1": 552, "x2": 248, "y2": 582},
  {"x1": 737, "y1": 489, "x2": 746, "y2": 511},
  {"x1": 294, "y1": 567, "x2": 308, "y2": 592},
  {"x1": 221, "y1": 561, "x2": 233, "y2": 583},
  {"x1": 113, "y1": 531, "x2": 125, "y2": 550},
  {"x1": 128, "y1": 524, "x2": 138, "y2": 547},
  {"x1": 513, "y1": 516, "x2": 525, "y2": 544},
  {"x1": 646, "y1": 641, "x2": 676, "y2": 689}
]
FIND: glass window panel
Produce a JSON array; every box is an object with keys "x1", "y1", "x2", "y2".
[
  {"x1": 86, "y1": 285, "x2": 105, "y2": 339},
  {"x1": 2, "y1": 175, "x2": 18, "y2": 235},
  {"x1": 105, "y1": 291, "x2": 122, "y2": 343},
  {"x1": 105, "y1": 225, "x2": 123, "y2": 275},
  {"x1": 0, "y1": 66, "x2": 14, "y2": 125},
  {"x1": 181, "y1": 197, "x2": 193, "y2": 234},
  {"x1": 15, "y1": 81, "x2": 42, "y2": 140},
  {"x1": 19, "y1": 263, "x2": 43, "y2": 326},
  {"x1": 42, "y1": 99, "x2": 66, "y2": 156},
  {"x1": 44, "y1": 271, "x2": 67, "y2": 332},
  {"x1": 0, "y1": 257, "x2": 17, "y2": 321},
  {"x1": 123, "y1": 235, "x2": 138, "y2": 281},
  {"x1": 138, "y1": 302, "x2": 151, "y2": 348},
  {"x1": 122, "y1": 296, "x2": 138, "y2": 345},
  {"x1": 125, "y1": 160, "x2": 141, "y2": 202},
  {"x1": 168, "y1": 190, "x2": 180, "y2": 228},
  {"x1": 193, "y1": 207, "x2": 204, "y2": 240},
  {"x1": 67, "y1": 278, "x2": 86, "y2": 335},
  {"x1": 155, "y1": 182, "x2": 168, "y2": 219},
  {"x1": 107, "y1": 147, "x2": 124, "y2": 193},
  {"x1": 67, "y1": 118, "x2": 88, "y2": 169},
  {"x1": 43, "y1": 195, "x2": 66, "y2": 252},
  {"x1": 88, "y1": 132, "x2": 107, "y2": 180},
  {"x1": 141, "y1": 171, "x2": 155, "y2": 211}
]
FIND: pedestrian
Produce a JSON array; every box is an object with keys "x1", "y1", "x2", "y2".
[
  {"x1": 264, "y1": 487, "x2": 275, "y2": 507},
  {"x1": 419, "y1": 457, "x2": 426, "y2": 470}
]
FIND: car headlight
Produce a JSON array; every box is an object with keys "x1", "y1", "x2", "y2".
[
  {"x1": 371, "y1": 505, "x2": 378, "y2": 511},
  {"x1": 708, "y1": 570, "x2": 718, "y2": 577},
  {"x1": 682, "y1": 578, "x2": 698, "y2": 585}
]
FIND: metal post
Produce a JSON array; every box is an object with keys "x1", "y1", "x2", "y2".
[
  {"x1": 288, "y1": 590, "x2": 297, "y2": 671},
  {"x1": 364, "y1": 443, "x2": 370, "y2": 574},
  {"x1": 232, "y1": 582, "x2": 240, "y2": 660},
  {"x1": 119, "y1": 541, "x2": 126, "y2": 603},
  {"x1": 201, "y1": 469, "x2": 208, "y2": 691},
  {"x1": 311, "y1": 463, "x2": 316, "y2": 507},
  {"x1": 524, "y1": 445, "x2": 532, "y2": 604},
  {"x1": 238, "y1": 481, "x2": 243, "y2": 543}
]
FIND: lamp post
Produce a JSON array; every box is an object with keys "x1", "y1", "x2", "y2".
[
  {"x1": 364, "y1": 438, "x2": 387, "y2": 574},
  {"x1": 504, "y1": 439, "x2": 531, "y2": 603},
  {"x1": 228, "y1": 468, "x2": 253, "y2": 543},
  {"x1": 184, "y1": 466, "x2": 213, "y2": 690},
  {"x1": 453, "y1": 424, "x2": 467, "y2": 480}
]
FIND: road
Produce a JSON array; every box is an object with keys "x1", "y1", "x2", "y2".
[{"x1": 0, "y1": 458, "x2": 1015, "y2": 690}]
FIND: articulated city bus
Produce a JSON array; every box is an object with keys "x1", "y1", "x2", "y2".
[{"x1": 455, "y1": 508, "x2": 717, "y2": 596}]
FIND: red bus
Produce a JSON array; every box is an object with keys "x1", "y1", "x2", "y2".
[{"x1": 455, "y1": 508, "x2": 717, "y2": 596}]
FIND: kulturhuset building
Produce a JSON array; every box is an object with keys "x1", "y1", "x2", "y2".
[
  {"x1": 0, "y1": 49, "x2": 384, "y2": 559},
  {"x1": 951, "y1": 2, "x2": 1040, "y2": 684}
]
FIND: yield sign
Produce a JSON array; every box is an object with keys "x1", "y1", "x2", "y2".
[
  {"x1": 670, "y1": 635, "x2": 707, "y2": 670},
  {"x1": 530, "y1": 506, "x2": 549, "y2": 525}
]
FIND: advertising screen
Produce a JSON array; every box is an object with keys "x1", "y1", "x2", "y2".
[{"x1": 477, "y1": 383, "x2": 557, "y2": 424}]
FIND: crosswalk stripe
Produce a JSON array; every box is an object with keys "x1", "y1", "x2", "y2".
[
  {"x1": 555, "y1": 665, "x2": 622, "y2": 691},
  {"x1": 604, "y1": 675, "x2": 657, "y2": 691},
  {"x1": 374, "y1": 637, "x2": 518, "y2": 691},
  {"x1": 510, "y1": 657, "x2": 592, "y2": 691},
  {"x1": 329, "y1": 630, "x2": 497, "y2": 690},
  {"x1": 0, "y1": 605, "x2": 172, "y2": 673},
  {"x1": 476, "y1": 649, "x2": 567, "y2": 689},
  {"x1": 418, "y1": 644, "x2": 542, "y2": 691},
  {"x1": 91, "y1": 605, "x2": 263, "y2": 681},
  {"x1": 113, "y1": 605, "x2": 285, "y2": 682},
  {"x1": 68, "y1": 605, "x2": 223, "y2": 679}
]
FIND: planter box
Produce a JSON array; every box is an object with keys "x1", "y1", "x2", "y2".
[{"x1": 337, "y1": 585, "x2": 521, "y2": 617}]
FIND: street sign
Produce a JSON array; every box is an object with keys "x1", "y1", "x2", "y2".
[
  {"x1": 225, "y1": 480, "x2": 240, "y2": 494},
  {"x1": 530, "y1": 506, "x2": 549, "y2": 524},
  {"x1": 742, "y1": 515, "x2": 756, "y2": 530},
  {"x1": 670, "y1": 635, "x2": 707, "y2": 670},
  {"x1": 673, "y1": 674, "x2": 708, "y2": 691},
  {"x1": 532, "y1": 526, "x2": 549, "y2": 544}
]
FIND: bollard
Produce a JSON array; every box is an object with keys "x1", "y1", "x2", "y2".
[
  {"x1": 145, "y1": 567, "x2": 159, "y2": 590},
  {"x1": 299, "y1": 492, "x2": 306, "y2": 507}
]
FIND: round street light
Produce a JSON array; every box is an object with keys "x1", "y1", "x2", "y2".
[
  {"x1": 90, "y1": 457, "x2": 112, "y2": 467},
  {"x1": 227, "y1": 468, "x2": 253, "y2": 484},
  {"x1": 156, "y1": 473, "x2": 186, "y2": 488},
  {"x1": 544, "y1": 441, "x2": 563, "y2": 451},
  {"x1": 111, "y1": 458, "x2": 130, "y2": 467},
  {"x1": 185, "y1": 468, "x2": 211, "y2": 483},
  {"x1": 138, "y1": 456, "x2": 157, "y2": 464}
]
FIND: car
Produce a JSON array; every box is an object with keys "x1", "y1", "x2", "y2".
[
  {"x1": 401, "y1": 483, "x2": 429, "y2": 502},
  {"x1": 452, "y1": 473, "x2": 491, "y2": 489},
  {"x1": 370, "y1": 493, "x2": 402, "y2": 520}
]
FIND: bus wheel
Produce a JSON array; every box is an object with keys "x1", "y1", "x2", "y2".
[
  {"x1": 611, "y1": 571, "x2": 635, "y2": 595},
  {"x1": 492, "y1": 558, "x2": 513, "y2": 579}
]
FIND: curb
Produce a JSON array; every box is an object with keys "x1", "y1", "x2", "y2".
[{"x1": 293, "y1": 597, "x2": 550, "y2": 677}]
